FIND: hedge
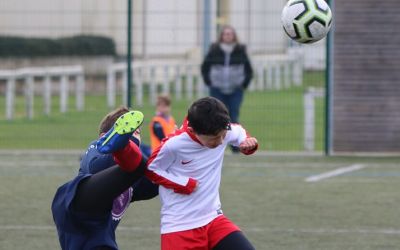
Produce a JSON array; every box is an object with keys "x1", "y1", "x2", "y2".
[{"x1": 0, "y1": 35, "x2": 116, "y2": 57}]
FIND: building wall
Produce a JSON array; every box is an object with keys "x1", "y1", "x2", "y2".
[
  {"x1": 0, "y1": 0, "x2": 82, "y2": 37},
  {"x1": 0, "y1": 0, "x2": 287, "y2": 57},
  {"x1": 144, "y1": 0, "x2": 200, "y2": 57},
  {"x1": 332, "y1": 0, "x2": 400, "y2": 153},
  {"x1": 79, "y1": 0, "x2": 127, "y2": 54},
  {"x1": 220, "y1": 0, "x2": 286, "y2": 54}
]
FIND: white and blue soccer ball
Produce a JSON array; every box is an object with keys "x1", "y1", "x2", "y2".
[{"x1": 281, "y1": 0, "x2": 333, "y2": 44}]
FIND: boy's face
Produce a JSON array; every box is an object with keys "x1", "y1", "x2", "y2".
[
  {"x1": 157, "y1": 103, "x2": 171, "y2": 116},
  {"x1": 191, "y1": 129, "x2": 227, "y2": 149}
]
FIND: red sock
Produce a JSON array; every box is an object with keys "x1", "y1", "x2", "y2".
[{"x1": 112, "y1": 141, "x2": 143, "y2": 172}]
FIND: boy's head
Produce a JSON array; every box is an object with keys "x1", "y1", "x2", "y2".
[
  {"x1": 187, "y1": 97, "x2": 231, "y2": 148},
  {"x1": 156, "y1": 95, "x2": 171, "y2": 116}
]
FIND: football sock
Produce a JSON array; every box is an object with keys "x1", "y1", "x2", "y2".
[
  {"x1": 213, "y1": 231, "x2": 255, "y2": 250},
  {"x1": 112, "y1": 140, "x2": 143, "y2": 172}
]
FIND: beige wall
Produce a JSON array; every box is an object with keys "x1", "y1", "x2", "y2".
[
  {"x1": 0, "y1": 0, "x2": 287, "y2": 56},
  {"x1": 229, "y1": 0, "x2": 286, "y2": 54},
  {"x1": 144, "y1": 0, "x2": 199, "y2": 57},
  {"x1": 0, "y1": 0, "x2": 82, "y2": 37}
]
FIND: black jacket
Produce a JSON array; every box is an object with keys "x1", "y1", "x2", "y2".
[{"x1": 201, "y1": 43, "x2": 253, "y2": 91}]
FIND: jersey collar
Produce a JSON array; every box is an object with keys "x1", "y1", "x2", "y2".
[{"x1": 182, "y1": 118, "x2": 203, "y2": 146}]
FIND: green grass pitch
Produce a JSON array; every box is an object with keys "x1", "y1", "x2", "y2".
[{"x1": 0, "y1": 152, "x2": 399, "y2": 249}]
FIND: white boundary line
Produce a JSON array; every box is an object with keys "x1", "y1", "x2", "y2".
[
  {"x1": 1, "y1": 225, "x2": 400, "y2": 235},
  {"x1": 305, "y1": 164, "x2": 365, "y2": 182},
  {"x1": 228, "y1": 162, "x2": 348, "y2": 168}
]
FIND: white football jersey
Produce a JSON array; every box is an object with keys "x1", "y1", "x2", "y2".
[{"x1": 146, "y1": 122, "x2": 254, "y2": 234}]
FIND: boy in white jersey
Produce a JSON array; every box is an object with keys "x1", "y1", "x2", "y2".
[{"x1": 146, "y1": 97, "x2": 258, "y2": 250}]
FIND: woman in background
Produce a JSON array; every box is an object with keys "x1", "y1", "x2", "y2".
[{"x1": 201, "y1": 25, "x2": 253, "y2": 152}]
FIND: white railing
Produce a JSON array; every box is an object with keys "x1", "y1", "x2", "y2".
[
  {"x1": 107, "y1": 53, "x2": 303, "y2": 107},
  {"x1": 107, "y1": 59, "x2": 203, "y2": 107},
  {"x1": 251, "y1": 53, "x2": 303, "y2": 91},
  {"x1": 0, "y1": 65, "x2": 85, "y2": 120},
  {"x1": 304, "y1": 87, "x2": 325, "y2": 151}
]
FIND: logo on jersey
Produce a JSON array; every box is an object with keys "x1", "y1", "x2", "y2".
[
  {"x1": 181, "y1": 159, "x2": 193, "y2": 165},
  {"x1": 112, "y1": 187, "x2": 133, "y2": 221},
  {"x1": 216, "y1": 209, "x2": 223, "y2": 215}
]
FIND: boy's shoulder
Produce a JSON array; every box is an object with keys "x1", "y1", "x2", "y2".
[
  {"x1": 224, "y1": 123, "x2": 246, "y2": 139},
  {"x1": 165, "y1": 131, "x2": 186, "y2": 143},
  {"x1": 162, "y1": 131, "x2": 191, "y2": 150}
]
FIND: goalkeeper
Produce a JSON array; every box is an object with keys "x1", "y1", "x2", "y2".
[{"x1": 51, "y1": 107, "x2": 158, "y2": 250}]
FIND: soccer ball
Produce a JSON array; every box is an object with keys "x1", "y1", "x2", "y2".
[{"x1": 281, "y1": 0, "x2": 332, "y2": 44}]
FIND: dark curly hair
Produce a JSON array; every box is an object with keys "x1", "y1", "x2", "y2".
[{"x1": 187, "y1": 97, "x2": 231, "y2": 135}]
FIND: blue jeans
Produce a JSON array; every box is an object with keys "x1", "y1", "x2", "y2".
[{"x1": 209, "y1": 87, "x2": 244, "y2": 123}]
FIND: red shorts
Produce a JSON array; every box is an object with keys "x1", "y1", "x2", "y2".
[{"x1": 161, "y1": 215, "x2": 240, "y2": 250}]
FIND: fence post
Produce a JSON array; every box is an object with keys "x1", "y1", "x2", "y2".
[
  {"x1": 284, "y1": 61, "x2": 291, "y2": 89},
  {"x1": 60, "y1": 75, "x2": 68, "y2": 113},
  {"x1": 186, "y1": 65, "x2": 194, "y2": 100},
  {"x1": 256, "y1": 64, "x2": 264, "y2": 91},
  {"x1": 6, "y1": 76, "x2": 15, "y2": 120},
  {"x1": 266, "y1": 64, "x2": 273, "y2": 89},
  {"x1": 163, "y1": 65, "x2": 170, "y2": 95},
  {"x1": 135, "y1": 68, "x2": 143, "y2": 106},
  {"x1": 175, "y1": 65, "x2": 182, "y2": 100},
  {"x1": 149, "y1": 67, "x2": 157, "y2": 105},
  {"x1": 44, "y1": 74, "x2": 51, "y2": 115},
  {"x1": 196, "y1": 69, "x2": 205, "y2": 98},
  {"x1": 26, "y1": 75, "x2": 34, "y2": 119},
  {"x1": 304, "y1": 88, "x2": 324, "y2": 151},
  {"x1": 293, "y1": 56, "x2": 303, "y2": 86},
  {"x1": 304, "y1": 90, "x2": 315, "y2": 151},
  {"x1": 107, "y1": 68, "x2": 116, "y2": 108},
  {"x1": 122, "y1": 71, "x2": 128, "y2": 107},
  {"x1": 76, "y1": 73, "x2": 85, "y2": 111},
  {"x1": 248, "y1": 77, "x2": 256, "y2": 92},
  {"x1": 274, "y1": 64, "x2": 281, "y2": 90}
]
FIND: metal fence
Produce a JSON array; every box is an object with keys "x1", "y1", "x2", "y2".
[{"x1": 0, "y1": 0, "x2": 327, "y2": 152}]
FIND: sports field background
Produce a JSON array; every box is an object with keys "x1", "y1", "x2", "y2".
[
  {"x1": 0, "y1": 71, "x2": 324, "y2": 151},
  {"x1": 1, "y1": 1, "x2": 399, "y2": 249},
  {"x1": 0, "y1": 151, "x2": 399, "y2": 249}
]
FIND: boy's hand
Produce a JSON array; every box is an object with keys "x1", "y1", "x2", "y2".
[{"x1": 239, "y1": 137, "x2": 258, "y2": 154}]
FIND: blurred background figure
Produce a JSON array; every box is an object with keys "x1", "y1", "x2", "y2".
[
  {"x1": 149, "y1": 95, "x2": 176, "y2": 153},
  {"x1": 201, "y1": 25, "x2": 253, "y2": 152}
]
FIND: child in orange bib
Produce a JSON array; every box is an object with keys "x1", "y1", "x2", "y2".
[{"x1": 149, "y1": 95, "x2": 176, "y2": 152}]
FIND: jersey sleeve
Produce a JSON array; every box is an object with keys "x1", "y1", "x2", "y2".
[
  {"x1": 152, "y1": 121, "x2": 166, "y2": 141},
  {"x1": 225, "y1": 124, "x2": 248, "y2": 146},
  {"x1": 145, "y1": 143, "x2": 197, "y2": 194},
  {"x1": 225, "y1": 124, "x2": 258, "y2": 155}
]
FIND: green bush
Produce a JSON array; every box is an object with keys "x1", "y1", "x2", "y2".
[{"x1": 0, "y1": 35, "x2": 116, "y2": 57}]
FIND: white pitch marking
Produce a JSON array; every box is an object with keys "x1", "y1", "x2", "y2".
[
  {"x1": 228, "y1": 162, "x2": 343, "y2": 168},
  {"x1": 305, "y1": 164, "x2": 365, "y2": 182}
]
